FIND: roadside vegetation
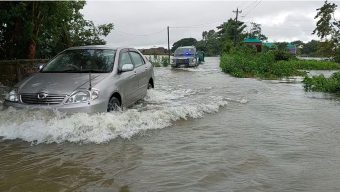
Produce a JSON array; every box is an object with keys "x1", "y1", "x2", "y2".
[
  {"x1": 0, "y1": 1, "x2": 114, "y2": 59},
  {"x1": 148, "y1": 55, "x2": 169, "y2": 67},
  {"x1": 303, "y1": 72, "x2": 340, "y2": 93},
  {"x1": 288, "y1": 60, "x2": 340, "y2": 70},
  {"x1": 218, "y1": 1, "x2": 340, "y2": 94},
  {"x1": 220, "y1": 46, "x2": 340, "y2": 79}
]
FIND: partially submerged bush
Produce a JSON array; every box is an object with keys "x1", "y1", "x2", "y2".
[
  {"x1": 220, "y1": 48, "x2": 303, "y2": 79},
  {"x1": 220, "y1": 45, "x2": 340, "y2": 79},
  {"x1": 289, "y1": 60, "x2": 340, "y2": 70},
  {"x1": 303, "y1": 72, "x2": 340, "y2": 93}
]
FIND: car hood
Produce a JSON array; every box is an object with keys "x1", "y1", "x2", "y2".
[{"x1": 17, "y1": 73, "x2": 109, "y2": 95}]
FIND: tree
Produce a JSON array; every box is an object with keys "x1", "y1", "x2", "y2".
[
  {"x1": 301, "y1": 40, "x2": 319, "y2": 56},
  {"x1": 275, "y1": 42, "x2": 289, "y2": 51},
  {"x1": 313, "y1": 0, "x2": 337, "y2": 39},
  {"x1": 313, "y1": 0, "x2": 339, "y2": 61},
  {"x1": 196, "y1": 30, "x2": 221, "y2": 56},
  {"x1": 217, "y1": 18, "x2": 247, "y2": 45},
  {"x1": 291, "y1": 40, "x2": 304, "y2": 47},
  {"x1": 216, "y1": 18, "x2": 248, "y2": 54},
  {"x1": 0, "y1": 1, "x2": 114, "y2": 59},
  {"x1": 171, "y1": 38, "x2": 197, "y2": 52},
  {"x1": 248, "y1": 22, "x2": 268, "y2": 41}
]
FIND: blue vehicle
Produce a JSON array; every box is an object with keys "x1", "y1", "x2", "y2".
[{"x1": 171, "y1": 46, "x2": 198, "y2": 68}]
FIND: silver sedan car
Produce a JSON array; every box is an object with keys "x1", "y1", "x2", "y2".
[{"x1": 4, "y1": 46, "x2": 154, "y2": 113}]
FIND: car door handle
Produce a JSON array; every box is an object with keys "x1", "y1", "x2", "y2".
[
  {"x1": 145, "y1": 66, "x2": 148, "y2": 71},
  {"x1": 134, "y1": 71, "x2": 137, "y2": 75}
]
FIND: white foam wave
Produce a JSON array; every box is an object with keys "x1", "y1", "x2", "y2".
[
  {"x1": 0, "y1": 89, "x2": 227, "y2": 144},
  {"x1": 224, "y1": 97, "x2": 249, "y2": 104},
  {"x1": 173, "y1": 67, "x2": 207, "y2": 72}
]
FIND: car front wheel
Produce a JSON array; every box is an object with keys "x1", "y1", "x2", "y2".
[
  {"x1": 107, "y1": 97, "x2": 121, "y2": 112},
  {"x1": 148, "y1": 82, "x2": 153, "y2": 89}
]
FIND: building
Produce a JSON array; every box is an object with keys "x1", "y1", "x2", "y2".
[
  {"x1": 286, "y1": 43, "x2": 297, "y2": 55},
  {"x1": 263, "y1": 42, "x2": 277, "y2": 50},
  {"x1": 243, "y1": 38, "x2": 262, "y2": 52}
]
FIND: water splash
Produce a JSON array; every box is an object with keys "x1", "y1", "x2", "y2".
[{"x1": 0, "y1": 89, "x2": 228, "y2": 144}]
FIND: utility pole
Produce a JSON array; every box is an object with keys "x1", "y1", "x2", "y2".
[
  {"x1": 233, "y1": 8, "x2": 242, "y2": 45},
  {"x1": 167, "y1": 26, "x2": 171, "y2": 63}
]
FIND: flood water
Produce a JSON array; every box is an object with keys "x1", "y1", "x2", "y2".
[{"x1": 1, "y1": 57, "x2": 340, "y2": 192}]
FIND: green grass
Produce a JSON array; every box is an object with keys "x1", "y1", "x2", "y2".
[
  {"x1": 220, "y1": 48, "x2": 340, "y2": 79},
  {"x1": 220, "y1": 50, "x2": 304, "y2": 79},
  {"x1": 303, "y1": 72, "x2": 340, "y2": 93},
  {"x1": 288, "y1": 60, "x2": 340, "y2": 70}
]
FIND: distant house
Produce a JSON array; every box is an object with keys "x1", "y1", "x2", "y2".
[
  {"x1": 263, "y1": 42, "x2": 277, "y2": 50},
  {"x1": 243, "y1": 38, "x2": 262, "y2": 52},
  {"x1": 263, "y1": 42, "x2": 297, "y2": 55},
  {"x1": 244, "y1": 38, "x2": 297, "y2": 55},
  {"x1": 286, "y1": 43, "x2": 297, "y2": 55}
]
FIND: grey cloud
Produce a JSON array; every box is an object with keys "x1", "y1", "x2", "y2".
[{"x1": 81, "y1": 1, "x2": 340, "y2": 48}]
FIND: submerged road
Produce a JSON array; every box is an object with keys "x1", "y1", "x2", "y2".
[{"x1": 1, "y1": 57, "x2": 340, "y2": 191}]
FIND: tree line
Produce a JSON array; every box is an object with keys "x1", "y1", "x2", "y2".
[
  {"x1": 0, "y1": 1, "x2": 114, "y2": 60},
  {"x1": 171, "y1": 20, "x2": 274, "y2": 56},
  {"x1": 171, "y1": 0, "x2": 339, "y2": 62}
]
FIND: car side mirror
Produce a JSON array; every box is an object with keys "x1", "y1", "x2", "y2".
[
  {"x1": 121, "y1": 63, "x2": 134, "y2": 72},
  {"x1": 36, "y1": 63, "x2": 46, "y2": 71}
]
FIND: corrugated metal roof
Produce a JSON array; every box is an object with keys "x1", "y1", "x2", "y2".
[
  {"x1": 243, "y1": 38, "x2": 262, "y2": 43},
  {"x1": 287, "y1": 43, "x2": 296, "y2": 49}
]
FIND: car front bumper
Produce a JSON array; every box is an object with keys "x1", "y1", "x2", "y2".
[
  {"x1": 171, "y1": 63, "x2": 197, "y2": 67},
  {"x1": 3, "y1": 100, "x2": 107, "y2": 113}
]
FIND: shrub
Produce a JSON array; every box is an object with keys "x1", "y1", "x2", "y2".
[
  {"x1": 272, "y1": 50, "x2": 294, "y2": 61},
  {"x1": 288, "y1": 60, "x2": 340, "y2": 70},
  {"x1": 220, "y1": 46, "x2": 339, "y2": 79},
  {"x1": 220, "y1": 48, "x2": 299, "y2": 79},
  {"x1": 334, "y1": 49, "x2": 340, "y2": 63},
  {"x1": 303, "y1": 72, "x2": 340, "y2": 93},
  {"x1": 161, "y1": 57, "x2": 169, "y2": 67},
  {"x1": 148, "y1": 55, "x2": 167, "y2": 67}
]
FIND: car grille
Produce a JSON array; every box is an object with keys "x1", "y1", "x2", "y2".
[
  {"x1": 20, "y1": 93, "x2": 66, "y2": 105},
  {"x1": 176, "y1": 59, "x2": 189, "y2": 64}
]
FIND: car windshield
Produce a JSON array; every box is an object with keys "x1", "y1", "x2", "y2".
[
  {"x1": 41, "y1": 49, "x2": 116, "y2": 73},
  {"x1": 174, "y1": 47, "x2": 196, "y2": 56}
]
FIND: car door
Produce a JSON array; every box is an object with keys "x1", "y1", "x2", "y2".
[
  {"x1": 129, "y1": 51, "x2": 149, "y2": 98},
  {"x1": 118, "y1": 50, "x2": 139, "y2": 105}
]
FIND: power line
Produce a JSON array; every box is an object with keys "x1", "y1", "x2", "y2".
[
  {"x1": 240, "y1": 0, "x2": 259, "y2": 14},
  {"x1": 242, "y1": 0, "x2": 262, "y2": 18}
]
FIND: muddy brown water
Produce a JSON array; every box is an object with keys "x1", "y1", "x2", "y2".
[{"x1": 1, "y1": 57, "x2": 340, "y2": 192}]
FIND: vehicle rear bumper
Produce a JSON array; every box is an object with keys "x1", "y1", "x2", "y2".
[{"x1": 3, "y1": 100, "x2": 107, "y2": 113}]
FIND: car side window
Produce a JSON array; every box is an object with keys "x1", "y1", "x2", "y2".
[
  {"x1": 129, "y1": 51, "x2": 145, "y2": 68},
  {"x1": 119, "y1": 51, "x2": 133, "y2": 68}
]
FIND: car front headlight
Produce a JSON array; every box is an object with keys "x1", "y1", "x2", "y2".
[
  {"x1": 65, "y1": 89, "x2": 99, "y2": 104},
  {"x1": 5, "y1": 88, "x2": 19, "y2": 102}
]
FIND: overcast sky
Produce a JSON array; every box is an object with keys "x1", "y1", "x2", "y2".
[{"x1": 82, "y1": 0, "x2": 340, "y2": 48}]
